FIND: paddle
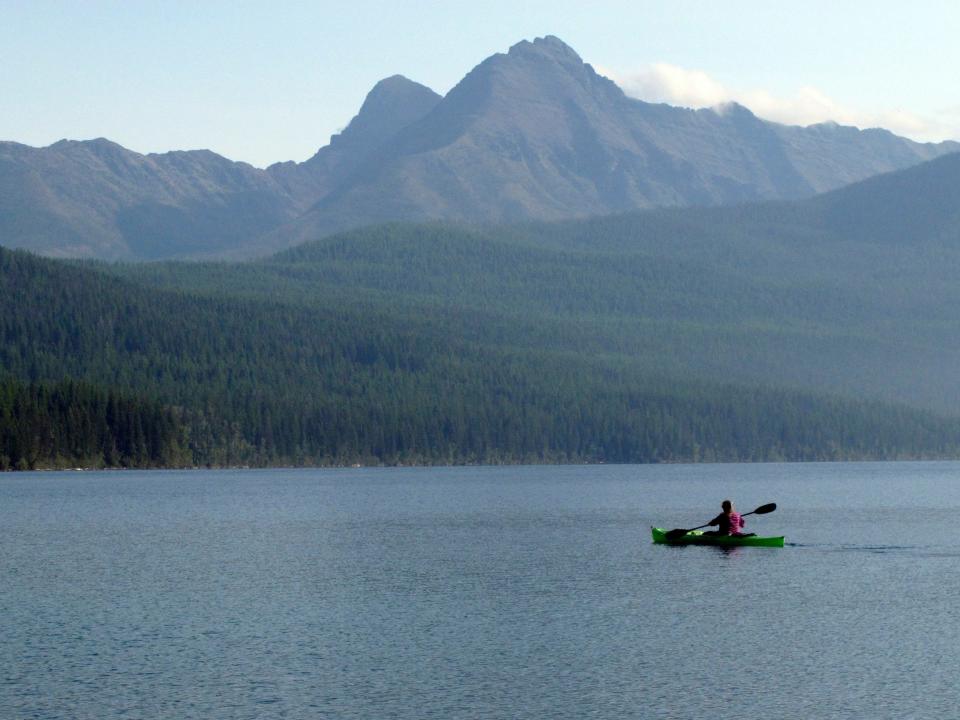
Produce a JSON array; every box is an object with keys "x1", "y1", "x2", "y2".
[{"x1": 664, "y1": 502, "x2": 777, "y2": 541}]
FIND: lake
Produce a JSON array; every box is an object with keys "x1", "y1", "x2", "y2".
[{"x1": 3, "y1": 462, "x2": 960, "y2": 719}]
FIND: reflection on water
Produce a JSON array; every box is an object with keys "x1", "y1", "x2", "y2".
[{"x1": 3, "y1": 462, "x2": 960, "y2": 718}]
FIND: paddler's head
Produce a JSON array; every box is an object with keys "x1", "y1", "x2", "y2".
[{"x1": 721, "y1": 499, "x2": 732, "y2": 513}]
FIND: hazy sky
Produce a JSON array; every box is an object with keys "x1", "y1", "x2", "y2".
[{"x1": 3, "y1": 0, "x2": 959, "y2": 167}]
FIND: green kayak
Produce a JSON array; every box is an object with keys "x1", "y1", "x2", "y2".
[{"x1": 651, "y1": 527, "x2": 785, "y2": 547}]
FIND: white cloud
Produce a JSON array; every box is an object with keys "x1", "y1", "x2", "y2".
[
  {"x1": 599, "y1": 63, "x2": 959, "y2": 143},
  {"x1": 616, "y1": 63, "x2": 729, "y2": 108}
]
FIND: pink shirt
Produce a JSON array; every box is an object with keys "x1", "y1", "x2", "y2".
[{"x1": 729, "y1": 512, "x2": 745, "y2": 535}]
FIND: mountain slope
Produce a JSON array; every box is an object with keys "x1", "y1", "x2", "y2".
[
  {"x1": 266, "y1": 75, "x2": 442, "y2": 207},
  {"x1": 271, "y1": 36, "x2": 958, "y2": 248},
  {"x1": 110, "y1": 152, "x2": 960, "y2": 415},
  {"x1": 0, "y1": 139, "x2": 297, "y2": 259},
  {"x1": 798, "y1": 150, "x2": 960, "y2": 244},
  {"x1": 0, "y1": 76, "x2": 443, "y2": 260}
]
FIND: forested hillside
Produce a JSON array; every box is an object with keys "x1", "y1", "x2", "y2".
[
  {"x1": 5, "y1": 226, "x2": 960, "y2": 469},
  {"x1": 115, "y1": 198, "x2": 960, "y2": 416}
]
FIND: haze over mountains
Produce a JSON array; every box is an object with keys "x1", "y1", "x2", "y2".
[{"x1": 2, "y1": 36, "x2": 957, "y2": 261}]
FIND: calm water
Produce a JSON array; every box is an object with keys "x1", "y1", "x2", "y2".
[{"x1": 3, "y1": 462, "x2": 960, "y2": 719}]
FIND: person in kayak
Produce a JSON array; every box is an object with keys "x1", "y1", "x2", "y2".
[{"x1": 704, "y1": 499, "x2": 753, "y2": 537}]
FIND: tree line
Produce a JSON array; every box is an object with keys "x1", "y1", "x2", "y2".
[{"x1": 0, "y1": 376, "x2": 187, "y2": 470}]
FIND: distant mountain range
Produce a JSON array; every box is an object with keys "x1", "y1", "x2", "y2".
[{"x1": 2, "y1": 35, "x2": 958, "y2": 260}]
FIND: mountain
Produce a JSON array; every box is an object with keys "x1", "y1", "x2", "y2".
[
  {"x1": 797, "y1": 150, "x2": 960, "y2": 244},
  {"x1": 0, "y1": 76, "x2": 442, "y2": 261},
  {"x1": 0, "y1": 138, "x2": 296, "y2": 259},
  {"x1": 266, "y1": 75, "x2": 442, "y2": 207},
  {"x1": 270, "y1": 36, "x2": 959, "y2": 249},
  {"x1": 2, "y1": 35, "x2": 958, "y2": 260}
]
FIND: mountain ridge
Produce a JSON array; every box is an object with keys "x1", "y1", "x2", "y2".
[{"x1": 2, "y1": 35, "x2": 958, "y2": 260}]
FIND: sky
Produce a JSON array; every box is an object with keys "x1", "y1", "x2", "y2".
[{"x1": 2, "y1": 0, "x2": 959, "y2": 168}]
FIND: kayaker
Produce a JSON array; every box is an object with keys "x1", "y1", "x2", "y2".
[{"x1": 705, "y1": 499, "x2": 747, "y2": 536}]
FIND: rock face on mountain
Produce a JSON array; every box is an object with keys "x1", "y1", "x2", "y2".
[{"x1": 1, "y1": 35, "x2": 957, "y2": 260}]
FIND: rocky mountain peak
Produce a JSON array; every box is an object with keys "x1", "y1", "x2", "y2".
[
  {"x1": 507, "y1": 35, "x2": 584, "y2": 63},
  {"x1": 50, "y1": 137, "x2": 133, "y2": 157},
  {"x1": 328, "y1": 75, "x2": 441, "y2": 151}
]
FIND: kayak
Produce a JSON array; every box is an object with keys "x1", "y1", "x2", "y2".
[{"x1": 651, "y1": 527, "x2": 785, "y2": 548}]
